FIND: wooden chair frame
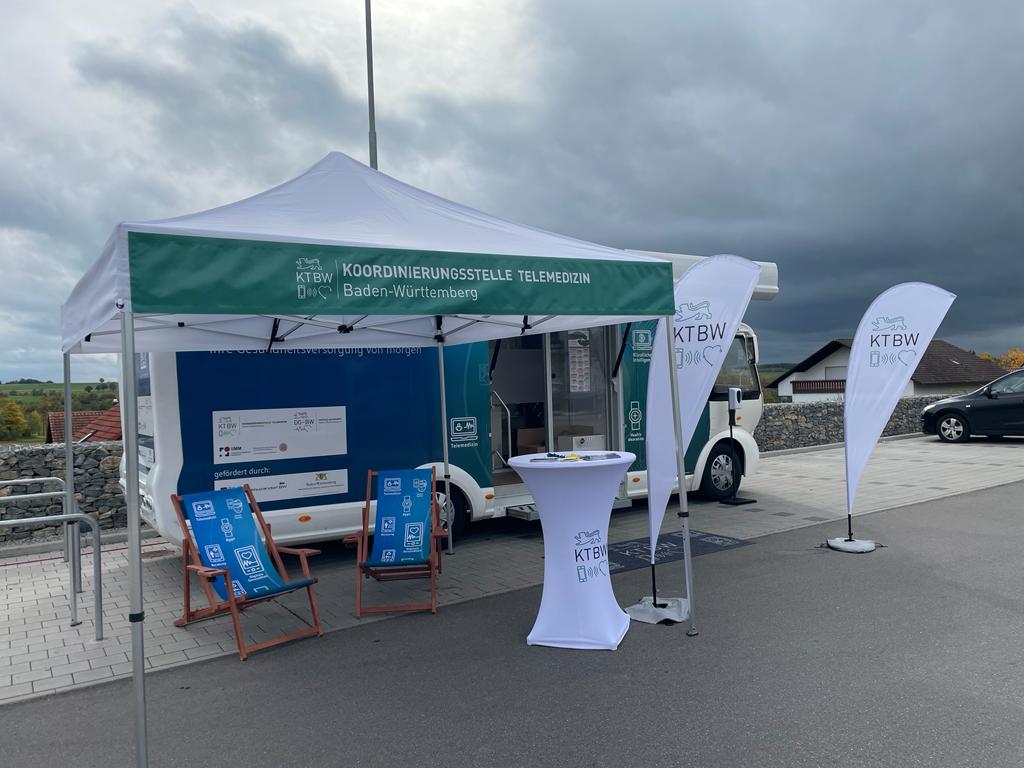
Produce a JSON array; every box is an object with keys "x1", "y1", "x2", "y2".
[
  {"x1": 343, "y1": 468, "x2": 447, "y2": 617},
  {"x1": 170, "y1": 485, "x2": 323, "y2": 660}
]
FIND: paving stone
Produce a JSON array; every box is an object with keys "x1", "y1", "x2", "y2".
[
  {"x1": 72, "y1": 667, "x2": 115, "y2": 685},
  {"x1": 12, "y1": 668, "x2": 54, "y2": 685},
  {"x1": 32, "y1": 674, "x2": 74, "y2": 692},
  {"x1": 0, "y1": 683, "x2": 33, "y2": 701}
]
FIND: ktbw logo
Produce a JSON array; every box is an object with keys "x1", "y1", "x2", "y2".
[
  {"x1": 295, "y1": 257, "x2": 334, "y2": 301},
  {"x1": 573, "y1": 529, "x2": 608, "y2": 582},
  {"x1": 869, "y1": 316, "x2": 920, "y2": 367},
  {"x1": 673, "y1": 301, "x2": 727, "y2": 367}
]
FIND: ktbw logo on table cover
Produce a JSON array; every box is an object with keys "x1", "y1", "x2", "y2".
[{"x1": 573, "y1": 529, "x2": 608, "y2": 582}]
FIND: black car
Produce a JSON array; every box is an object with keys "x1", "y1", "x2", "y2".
[{"x1": 922, "y1": 369, "x2": 1024, "y2": 442}]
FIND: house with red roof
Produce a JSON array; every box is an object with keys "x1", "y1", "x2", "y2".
[{"x1": 45, "y1": 402, "x2": 122, "y2": 443}]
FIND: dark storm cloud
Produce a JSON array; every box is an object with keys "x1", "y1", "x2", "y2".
[
  {"x1": 73, "y1": 8, "x2": 370, "y2": 181},
  {"x1": 384, "y1": 0, "x2": 1024, "y2": 360},
  {"x1": 0, "y1": 7, "x2": 381, "y2": 379},
  {"x1": 3, "y1": 1, "x2": 1022, "y2": 381}
]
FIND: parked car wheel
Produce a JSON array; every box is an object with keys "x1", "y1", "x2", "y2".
[
  {"x1": 434, "y1": 483, "x2": 468, "y2": 541},
  {"x1": 701, "y1": 441, "x2": 741, "y2": 500},
  {"x1": 937, "y1": 413, "x2": 970, "y2": 443}
]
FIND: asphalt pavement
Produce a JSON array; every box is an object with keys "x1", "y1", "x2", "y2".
[{"x1": 3, "y1": 479, "x2": 1024, "y2": 768}]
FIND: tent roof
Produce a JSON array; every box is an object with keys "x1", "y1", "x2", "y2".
[{"x1": 63, "y1": 152, "x2": 673, "y2": 354}]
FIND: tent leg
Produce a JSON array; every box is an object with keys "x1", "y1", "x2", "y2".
[
  {"x1": 664, "y1": 316, "x2": 698, "y2": 637},
  {"x1": 435, "y1": 326, "x2": 454, "y2": 555},
  {"x1": 63, "y1": 353, "x2": 82, "y2": 627},
  {"x1": 120, "y1": 309, "x2": 149, "y2": 768}
]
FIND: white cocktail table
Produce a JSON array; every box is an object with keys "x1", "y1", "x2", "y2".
[{"x1": 509, "y1": 451, "x2": 634, "y2": 650}]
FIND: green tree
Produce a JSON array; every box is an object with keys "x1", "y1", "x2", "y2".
[
  {"x1": 26, "y1": 411, "x2": 45, "y2": 438},
  {"x1": 0, "y1": 400, "x2": 30, "y2": 439}
]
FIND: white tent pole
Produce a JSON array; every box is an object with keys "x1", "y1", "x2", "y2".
[
  {"x1": 119, "y1": 308, "x2": 149, "y2": 767},
  {"x1": 435, "y1": 318, "x2": 454, "y2": 554},
  {"x1": 63, "y1": 353, "x2": 81, "y2": 625},
  {"x1": 664, "y1": 316, "x2": 698, "y2": 637}
]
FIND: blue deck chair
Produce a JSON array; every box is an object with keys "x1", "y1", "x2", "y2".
[
  {"x1": 343, "y1": 468, "x2": 446, "y2": 617},
  {"x1": 170, "y1": 485, "x2": 323, "y2": 660}
]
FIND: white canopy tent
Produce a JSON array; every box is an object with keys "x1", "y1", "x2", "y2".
[
  {"x1": 63, "y1": 152, "x2": 673, "y2": 353},
  {"x1": 61, "y1": 152, "x2": 691, "y2": 767}
]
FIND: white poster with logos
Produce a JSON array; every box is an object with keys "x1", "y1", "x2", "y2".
[
  {"x1": 844, "y1": 283, "x2": 955, "y2": 517},
  {"x1": 645, "y1": 256, "x2": 761, "y2": 558},
  {"x1": 212, "y1": 406, "x2": 347, "y2": 464}
]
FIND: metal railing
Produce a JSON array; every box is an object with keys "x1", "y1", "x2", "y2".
[
  {"x1": 490, "y1": 390, "x2": 513, "y2": 467},
  {"x1": 0, "y1": 477, "x2": 103, "y2": 640}
]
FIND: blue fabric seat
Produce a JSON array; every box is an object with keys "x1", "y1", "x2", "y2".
[
  {"x1": 344, "y1": 468, "x2": 445, "y2": 617},
  {"x1": 171, "y1": 485, "x2": 324, "y2": 660}
]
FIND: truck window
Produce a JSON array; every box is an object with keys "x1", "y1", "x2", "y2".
[{"x1": 712, "y1": 337, "x2": 760, "y2": 400}]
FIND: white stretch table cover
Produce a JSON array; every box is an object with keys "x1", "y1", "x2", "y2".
[{"x1": 509, "y1": 451, "x2": 634, "y2": 650}]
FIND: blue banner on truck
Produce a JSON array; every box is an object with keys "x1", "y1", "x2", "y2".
[{"x1": 175, "y1": 347, "x2": 491, "y2": 509}]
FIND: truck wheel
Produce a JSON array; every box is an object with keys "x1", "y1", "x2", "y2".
[
  {"x1": 434, "y1": 483, "x2": 468, "y2": 541},
  {"x1": 937, "y1": 413, "x2": 970, "y2": 443},
  {"x1": 701, "y1": 442, "x2": 741, "y2": 500}
]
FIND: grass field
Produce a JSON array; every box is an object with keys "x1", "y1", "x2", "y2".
[
  {"x1": 0, "y1": 382, "x2": 116, "y2": 444},
  {"x1": 0, "y1": 382, "x2": 105, "y2": 406}
]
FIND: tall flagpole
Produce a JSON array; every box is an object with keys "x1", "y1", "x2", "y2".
[{"x1": 365, "y1": 0, "x2": 378, "y2": 169}]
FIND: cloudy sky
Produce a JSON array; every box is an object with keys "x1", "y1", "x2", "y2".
[{"x1": 2, "y1": 0, "x2": 1022, "y2": 380}]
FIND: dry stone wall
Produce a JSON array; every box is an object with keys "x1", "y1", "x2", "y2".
[
  {"x1": 753, "y1": 395, "x2": 948, "y2": 453},
  {"x1": 0, "y1": 441, "x2": 124, "y2": 544}
]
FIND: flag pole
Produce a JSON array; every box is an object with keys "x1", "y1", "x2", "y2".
[
  {"x1": 364, "y1": 0, "x2": 378, "y2": 170},
  {"x1": 664, "y1": 316, "x2": 697, "y2": 636}
]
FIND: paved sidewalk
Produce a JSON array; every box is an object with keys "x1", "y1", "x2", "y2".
[{"x1": 2, "y1": 435, "x2": 1022, "y2": 704}]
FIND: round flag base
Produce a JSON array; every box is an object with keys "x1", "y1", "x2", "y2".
[
  {"x1": 625, "y1": 596, "x2": 690, "y2": 624},
  {"x1": 827, "y1": 537, "x2": 877, "y2": 554}
]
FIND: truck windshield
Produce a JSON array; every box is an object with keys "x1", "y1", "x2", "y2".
[{"x1": 712, "y1": 337, "x2": 760, "y2": 400}]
